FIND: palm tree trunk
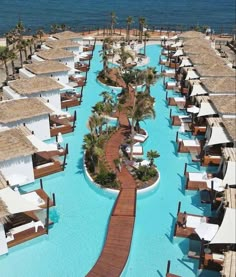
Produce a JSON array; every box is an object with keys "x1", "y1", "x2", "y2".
[
  {"x1": 4, "y1": 61, "x2": 9, "y2": 78},
  {"x1": 19, "y1": 51, "x2": 23, "y2": 67},
  {"x1": 11, "y1": 60, "x2": 16, "y2": 75}
]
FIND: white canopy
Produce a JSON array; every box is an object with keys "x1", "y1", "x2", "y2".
[
  {"x1": 160, "y1": 35, "x2": 168, "y2": 40},
  {"x1": 185, "y1": 70, "x2": 199, "y2": 80},
  {"x1": 187, "y1": 105, "x2": 200, "y2": 114},
  {"x1": 173, "y1": 49, "x2": 184, "y2": 57},
  {"x1": 190, "y1": 84, "x2": 208, "y2": 97},
  {"x1": 26, "y1": 134, "x2": 57, "y2": 152},
  {"x1": 210, "y1": 208, "x2": 236, "y2": 244},
  {"x1": 6, "y1": 174, "x2": 29, "y2": 186},
  {"x1": 223, "y1": 161, "x2": 236, "y2": 186},
  {"x1": 197, "y1": 102, "x2": 216, "y2": 117},
  {"x1": 207, "y1": 126, "x2": 231, "y2": 146},
  {"x1": 195, "y1": 222, "x2": 219, "y2": 241},
  {"x1": 179, "y1": 59, "x2": 192, "y2": 67},
  {"x1": 0, "y1": 187, "x2": 41, "y2": 216},
  {"x1": 207, "y1": 177, "x2": 225, "y2": 192}
]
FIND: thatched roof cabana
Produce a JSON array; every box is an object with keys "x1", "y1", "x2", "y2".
[
  {"x1": 0, "y1": 98, "x2": 53, "y2": 124},
  {"x1": 180, "y1": 31, "x2": 205, "y2": 40},
  {"x1": 45, "y1": 39, "x2": 81, "y2": 49},
  {"x1": 222, "y1": 119, "x2": 236, "y2": 142},
  {"x1": 0, "y1": 172, "x2": 8, "y2": 190},
  {"x1": 201, "y1": 78, "x2": 236, "y2": 94},
  {"x1": 0, "y1": 197, "x2": 11, "y2": 224},
  {"x1": 36, "y1": 49, "x2": 74, "y2": 60},
  {"x1": 210, "y1": 95, "x2": 236, "y2": 116},
  {"x1": 221, "y1": 251, "x2": 236, "y2": 277},
  {"x1": 194, "y1": 63, "x2": 235, "y2": 78},
  {"x1": 52, "y1": 30, "x2": 82, "y2": 40},
  {"x1": 0, "y1": 127, "x2": 37, "y2": 162},
  {"x1": 25, "y1": 61, "x2": 70, "y2": 74},
  {"x1": 222, "y1": 147, "x2": 236, "y2": 162},
  {"x1": 8, "y1": 77, "x2": 63, "y2": 95}
]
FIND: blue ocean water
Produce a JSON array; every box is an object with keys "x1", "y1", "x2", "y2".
[{"x1": 0, "y1": 0, "x2": 235, "y2": 36}]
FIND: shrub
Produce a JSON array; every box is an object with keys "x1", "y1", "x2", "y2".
[
  {"x1": 95, "y1": 171, "x2": 118, "y2": 188},
  {"x1": 135, "y1": 165, "x2": 157, "y2": 182}
]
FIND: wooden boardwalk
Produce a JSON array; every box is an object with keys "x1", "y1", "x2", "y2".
[{"x1": 87, "y1": 70, "x2": 137, "y2": 276}]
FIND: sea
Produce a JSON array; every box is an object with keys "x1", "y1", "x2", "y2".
[{"x1": 0, "y1": 0, "x2": 235, "y2": 36}]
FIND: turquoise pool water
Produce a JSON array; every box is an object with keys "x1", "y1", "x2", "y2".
[{"x1": 0, "y1": 45, "x2": 219, "y2": 277}]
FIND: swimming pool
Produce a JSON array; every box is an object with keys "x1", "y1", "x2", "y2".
[{"x1": 0, "y1": 44, "x2": 219, "y2": 277}]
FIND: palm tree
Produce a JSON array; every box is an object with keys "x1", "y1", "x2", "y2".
[
  {"x1": 143, "y1": 31, "x2": 150, "y2": 56},
  {"x1": 15, "y1": 19, "x2": 25, "y2": 40},
  {"x1": 143, "y1": 67, "x2": 159, "y2": 94},
  {"x1": 8, "y1": 49, "x2": 17, "y2": 76},
  {"x1": 83, "y1": 133, "x2": 103, "y2": 173},
  {"x1": 119, "y1": 45, "x2": 134, "y2": 70},
  {"x1": 16, "y1": 41, "x2": 24, "y2": 67},
  {"x1": 138, "y1": 17, "x2": 146, "y2": 42},
  {"x1": 110, "y1": 12, "x2": 117, "y2": 35},
  {"x1": 21, "y1": 39, "x2": 29, "y2": 60},
  {"x1": 51, "y1": 24, "x2": 60, "y2": 34},
  {"x1": 0, "y1": 48, "x2": 10, "y2": 78},
  {"x1": 147, "y1": 150, "x2": 160, "y2": 166},
  {"x1": 36, "y1": 29, "x2": 45, "y2": 46},
  {"x1": 126, "y1": 16, "x2": 134, "y2": 41}
]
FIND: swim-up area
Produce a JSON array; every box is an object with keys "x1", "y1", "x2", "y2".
[{"x1": 0, "y1": 44, "x2": 220, "y2": 276}]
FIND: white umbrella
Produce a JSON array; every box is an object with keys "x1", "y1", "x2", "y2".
[
  {"x1": 57, "y1": 132, "x2": 63, "y2": 144},
  {"x1": 195, "y1": 222, "x2": 219, "y2": 241},
  {"x1": 207, "y1": 177, "x2": 225, "y2": 192},
  {"x1": 187, "y1": 105, "x2": 200, "y2": 114}
]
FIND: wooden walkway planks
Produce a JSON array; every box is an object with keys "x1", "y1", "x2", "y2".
[
  {"x1": 87, "y1": 70, "x2": 137, "y2": 276},
  {"x1": 87, "y1": 216, "x2": 135, "y2": 277}
]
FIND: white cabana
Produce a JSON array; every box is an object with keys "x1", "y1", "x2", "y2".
[
  {"x1": 223, "y1": 161, "x2": 236, "y2": 186},
  {"x1": 190, "y1": 84, "x2": 208, "y2": 97},
  {"x1": 173, "y1": 49, "x2": 184, "y2": 57},
  {"x1": 206, "y1": 127, "x2": 231, "y2": 146},
  {"x1": 210, "y1": 208, "x2": 236, "y2": 244},
  {"x1": 7, "y1": 174, "x2": 29, "y2": 186},
  {"x1": 197, "y1": 102, "x2": 216, "y2": 117},
  {"x1": 195, "y1": 222, "x2": 219, "y2": 241},
  {"x1": 0, "y1": 187, "x2": 41, "y2": 215},
  {"x1": 171, "y1": 41, "x2": 183, "y2": 47},
  {"x1": 179, "y1": 59, "x2": 192, "y2": 67},
  {"x1": 185, "y1": 70, "x2": 200, "y2": 80}
]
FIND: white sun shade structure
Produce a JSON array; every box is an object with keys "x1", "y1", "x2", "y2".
[
  {"x1": 0, "y1": 187, "x2": 41, "y2": 215},
  {"x1": 206, "y1": 126, "x2": 231, "y2": 146},
  {"x1": 210, "y1": 208, "x2": 236, "y2": 244},
  {"x1": 187, "y1": 105, "x2": 200, "y2": 114},
  {"x1": 173, "y1": 49, "x2": 184, "y2": 57},
  {"x1": 185, "y1": 70, "x2": 200, "y2": 80},
  {"x1": 26, "y1": 134, "x2": 58, "y2": 152},
  {"x1": 170, "y1": 35, "x2": 178, "y2": 40},
  {"x1": 195, "y1": 222, "x2": 219, "y2": 241},
  {"x1": 190, "y1": 84, "x2": 208, "y2": 96},
  {"x1": 179, "y1": 58, "x2": 192, "y2": 67},
  {"x1": 197, "y1": 102, "x2": 216, "y2": 117},
  {"x1": 83, "y1": 36, "x2": 94, "y2": 40},
  {"x1": 223, "y1": 161, "x2": 236, "y2": 186}
]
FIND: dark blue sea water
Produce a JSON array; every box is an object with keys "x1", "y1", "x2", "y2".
[{"x1": 0, "y1": 0, "x2": 235, "y2": 36}]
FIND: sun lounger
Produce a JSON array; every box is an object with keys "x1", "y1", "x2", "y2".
[
  {"x1": 186, "y1": 215, "x2": 204, "y2": 228},
  {"x1": 22, "y1": 192, "x2": 45, "y2": 206},
  {"x1": 9, "y1": 220, "x2": 44, "y2": 235},
  {"x1": 133, "y1": 133, "x2": 148, "y2": 142},
  {"x1": 125, "y1": 144, "x2": 143, "y2": 155},
  {"x1": 188, "y1": 172, "x2": 208, "y2": 182},
  {"x1": 182, "y1": 139, "x2": 200, "y2": 147}
]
